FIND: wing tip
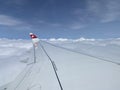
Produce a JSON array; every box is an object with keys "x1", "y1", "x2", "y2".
[
  {"x1": 29, "y1": 33, "x2": 38, "y2": 39},
  {"x1": 29, "y1": 33, "x2": 33, "y2": 35}
]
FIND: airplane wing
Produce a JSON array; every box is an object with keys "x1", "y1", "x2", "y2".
[{"x1": 0, "y1": 33, "x2": 120, "y2": 90}]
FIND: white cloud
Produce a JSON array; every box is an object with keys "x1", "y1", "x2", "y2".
[
  {"x1": 0, "y1": 39, "x2": 32, "y2": 56},
  {"x1": 48, "y1": 37, "x2": 96, "y2": 42},
  {"x1": 74, "y1": 37, "x2": 95, "y2": 42},
  {"x1": 56, "y1": 38, "x2": 68, "y2": 41},
  {"x1": 101, "y1": 0, "x2": 120, "y2": 23},
  {"x1": 38, "y1": 20, "x2": 62, "y2": 27},
  {"x1": 65, "y1": 17, "x2": 86, "y2": 30},
  {"x1": 49, "y1": 38, "x2": 57, "y2": 42},
  {"x1": 0, "y1": 15, "x2": 22, "y2": 26},
  {"x1": 69, "y1": 23, "x2": 85, "y2": 30},
  {"x1": 48, "y1": 38, "x2": 68, "y2": 42},
  {"x1": 0, "y1": 14, "x2": 33, "y2": 30},
  {"x1": 87, "y1": 0, "x2": 120, "y2": 23}
]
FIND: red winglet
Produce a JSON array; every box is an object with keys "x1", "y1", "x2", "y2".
[
  {"x1": 29, "y1": 33, "x2": 37, "y2": 39},
  {"x1": 29, "y1": 33, "x2": 40, "y2": 47}
]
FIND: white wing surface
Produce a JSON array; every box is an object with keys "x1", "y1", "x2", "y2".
[{"x1": 0, "y1": 33, "x2": 120, "y2": 90}]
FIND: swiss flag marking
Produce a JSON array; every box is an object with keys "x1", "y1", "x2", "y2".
[{"x1": 30, "y1": 34, "x2": 37, "y2": 39}]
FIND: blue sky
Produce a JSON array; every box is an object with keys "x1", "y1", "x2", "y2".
[{"x1": 0, "y1": 0, "x2": 120, "y2": 39}]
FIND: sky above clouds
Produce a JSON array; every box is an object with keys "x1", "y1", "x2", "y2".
[{"x1": 0, "y1": 0, "x2": 120, "y2": 39}]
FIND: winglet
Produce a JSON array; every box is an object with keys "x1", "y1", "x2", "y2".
[
  {"x1": 29, "y1": 33, "x2": 39, "y2": 47},
  {"x1": 29, "y1": 33, "x2": 38, "y2": 39}
]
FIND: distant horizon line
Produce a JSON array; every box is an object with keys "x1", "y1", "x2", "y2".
[{"x1": 0, "y1": 37, "x2": 120, "y2": 41}]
